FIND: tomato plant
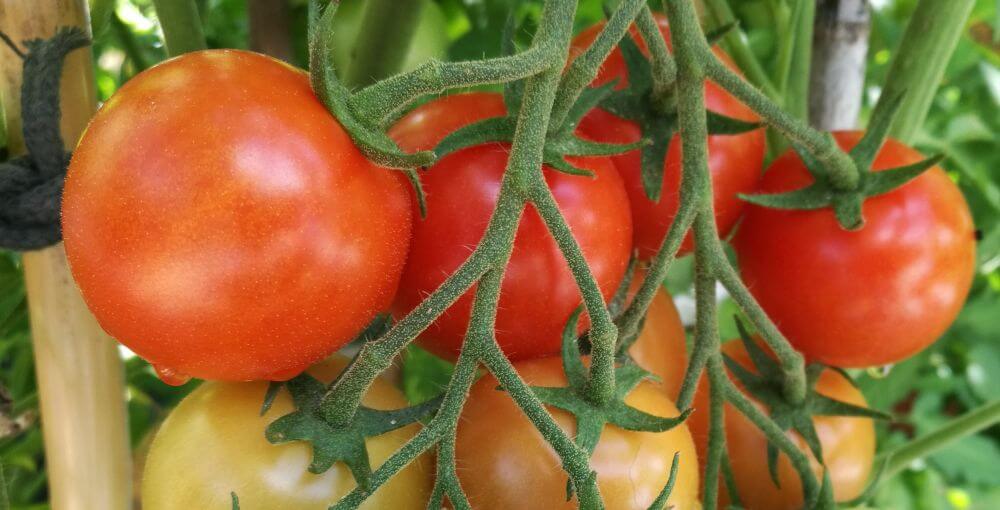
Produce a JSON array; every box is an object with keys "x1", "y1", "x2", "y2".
[
  {"x1": 624, "y1": 272, "x2": 688, "y2": 397},
  {"x1": 454, "y1": 356, "x2": 700, "y2": 510},
  {"x1": 388, "y1": 92, "x2": 632, "y2": 361},
  {"x1": 574, "y1": 14, "x2": 765, "y2": 257},
  {"x1": 734, "y1": 131, "x2": 976, "y2": 367},
  {"x1": 141, "y1": 356, "x2": 432, "y2": 509},
  {"x1": 62, "y1": 49, "x2": 412, "y2": 382},
  {"x1": 687, "y1": 341, "x2": 876, "y2": 509}
]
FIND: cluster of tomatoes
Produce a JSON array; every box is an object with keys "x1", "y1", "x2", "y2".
[{"x1": 60, "y1": 14, "x2": 975, "y2": 510}]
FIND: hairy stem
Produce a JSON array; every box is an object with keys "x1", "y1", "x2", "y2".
[{"x1": 550, "y1": 0, "x2": 648, "y2": 129}]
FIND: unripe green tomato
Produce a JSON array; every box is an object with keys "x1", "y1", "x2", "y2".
[{"x1": 141, "y1": 357, "x2": 432, "y2": 509}]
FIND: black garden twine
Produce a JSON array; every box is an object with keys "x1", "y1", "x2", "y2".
[{"x1": 0, "y1": 27, "x2": 89, "y2": 250}]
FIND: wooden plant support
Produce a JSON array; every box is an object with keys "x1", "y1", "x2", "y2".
[{"x1": 0, "y1": 1, "x2": 132, "y2": 509}]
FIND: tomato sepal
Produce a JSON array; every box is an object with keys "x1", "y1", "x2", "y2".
[
  {"x1": 723, "y1": 320, "x2": 890, "y2": 488},
  {"x1": 431, "y1": 89, "x2": 642, "y2": 178},
  {"x1": 594, "y1": 33, "x2": 761, "y2": 203},
  {"x1": 263, "y1": 371, "x2": 441, "y2": 489}
]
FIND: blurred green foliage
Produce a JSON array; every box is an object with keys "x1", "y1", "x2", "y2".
[{"x1": 1, "y1": 0, "x2": 998, "y2": 508}]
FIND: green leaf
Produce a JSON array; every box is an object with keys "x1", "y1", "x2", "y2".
[
  {"x1": 705, "y1": 110, "x2": 762, "y2": 135},
  {"x1": 560, "y1": 308, "x2": 588, "y2": 389},
  {"x1": 738, "y1": 183, "x2": 834, "y2": 210},
  {"x1": 861, "y1": 154, "x2": 944, "y2": 197},
  {"x1": 640, "y1": 119, "x2": 675, "y2": 202},
  {"x1": 853, "y1": 89, "x2": 905, "y2": 170},
  {"x1": 647, "y1": 452, "x2": 681, "y2": 510},
  {"x1": 401, "y1": 345, "x2": 455, "y2": 405}
]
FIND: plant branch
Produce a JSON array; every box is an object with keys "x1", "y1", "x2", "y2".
[
  {"x1": 880, "y1": 399, "x2": 1000, "y2": 480},
  {"x1": 550, "y1": 0, "x2": 648, "y2": 129},
  {"x1": 151, "y1": 0, "x2": 206, "y2": 57},
  {"x1": 876, "y1": 0, "x2": 975, "y2": 143},
  {"x1": 343, "y1": 0, "x2": 426, "y2": 88},
  {"x1": 701, "y1": 0, "x2": 779, "y2": 99}
]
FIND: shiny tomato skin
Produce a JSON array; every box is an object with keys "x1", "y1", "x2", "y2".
[
  {"x1": 141, "y1": 356, "x2": 432, "y2": 509},
  {"x1": 734, "y1": 131, "x2": 976, "y2": 367},
  {"x1": 389, "y1": 93, "x2": 632, "y2": 361},
  {"x1": 625, "y1": 271, "x2": 688, "y2": 397},
  {"x1": 63, "y1": 50, "x2": 412, "y2": 381},
  {"x1": 687, "y1": 341, "x2": 875, "y2": 509},
  {"x1": 455, "y1": 356, "x2": 700, "y2": 509},
  {"x1": 573, "y1": 15, "x2": 765, "y2": 257}
]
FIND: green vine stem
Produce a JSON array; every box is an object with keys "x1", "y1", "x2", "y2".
[
  {"x1": 874, "y1": 0, "x2": 975, "y2": 144},
  {"x1": 527, "y1": 182, "x2": 617, "y2": 406},
  {"x1": 700, "y1": 0, "x2": 779, "y2": 99},
  {"x1": 151, "y1": 0, "x2": 207, "y2": 57},
  {"x1": 349, "y1": 45, "x2": 557, "y2": 128},
  {"x1": 634, "y1": 7, "x2": 677, "y2": 110},
  {"x1": 549, "y1": 0, "x2": 647, "y2": 129},
  {"x1": 880, "y1": 399, "x2": 1000, "y2": 480},
  {"x1": 786, "y1": 0, "x2": 815, "y2": 121},
  {"x1": 342, "y1": 0, "x2": 426, "y2": 88}
]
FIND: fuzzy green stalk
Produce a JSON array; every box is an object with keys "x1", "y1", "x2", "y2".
[
  {"x1": 700, "y1": 0, "x2": 778, "y2": 99},
  {"x1": 320, "y1": 189, "x2": 522, "y2": 427},
  {"x1": 699, "y1": 54, "x2": 859, "y2": 192},
  {"x1": 880, "y1": 399, "x2": 1000, "y2": 480},
  {"x1": 342, "y1": 0, "x2": 425, "y2": 88},
  {"x1": 876, "y1": 0, "x2": 975, "y2": 143},
  {"x1": 722, "y1": 377, "x2": 827, "y2": 508},
  {"x1": 351, "y1": 45, "x2": 557, "y2": 127},
  {"x1": 151, "y1": 0, "x2": 206, "y2": 57},
  {"x1": 635, "y1": 7, "x2": 677, "y2": 110},
  {"x1": 549, "y1": 0, "x2": 648, "y2": 129}
]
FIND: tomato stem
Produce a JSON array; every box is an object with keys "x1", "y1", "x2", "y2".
[
  {"x1": 549, "y1": 0, "x2": 648, "y2": 130},
  {"x1": 701, "y1": 0, "x2": 780, "y2": 99},
  {"x1": 635, "y1": 7, "x2": 677, "y2": 110},
  {"x1": 873, "y1": 0, "x2": 975, "y2": 144},
  {"x1": 879, "y1": 399, "x2": 1000, "y2": 481},
  {"x1": 150, "y1": 0, "x2": 206, "y2": 57},
  {"x1": 341, "y1": 0, "x2": 426, "y2": 88}
]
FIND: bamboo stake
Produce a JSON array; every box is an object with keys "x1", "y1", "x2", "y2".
[{"x1": 0, "y1": 2, "x2": 131, "y2": 510}]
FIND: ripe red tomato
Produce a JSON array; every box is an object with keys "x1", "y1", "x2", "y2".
[
  {"x1": 63, "y1": 50, "x2": 412, "y2": 382},
  {"x1": 734, "y1": 131, "x2": 976, "y2": 367},
  {"x1": 455, "y1": 356, "x2": 700, "y2": 509},
  {"x1": 142, "y1": 356, "x2": 432, "y2": 509},
  {"x1": 388, "y1": 93, "x2": 632, "y2": 360},
  {"x1": 573, "y1": 14, "x2": 765, "y2": 258},
  {"x1": 687, "y1": 341, "x2": 876, "y2": 509},
  {"x1": 624, "y1": 271, "x2": 688, "y2": 397}
]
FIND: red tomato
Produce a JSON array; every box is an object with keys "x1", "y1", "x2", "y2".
[
  {"x1": 734, "y1": 132, "x2": 976, "y2": 367},
  {"x1": 573, "y1": 14, "x2": 765, "y2": 257},
  {"x1": 455, "y1": 356, "x2": 700, "y2": 509},
  {"x1": 388, "y1": 92, "x2": 632, "y2": 360},
  {"x1": 688, "y1": 341, "x2": 876, "y2": 509},
  {"x1": 63, "y1": 50, "x2": 412, "y2": 382}
]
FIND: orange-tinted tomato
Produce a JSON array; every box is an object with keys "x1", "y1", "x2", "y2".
[
  {"x1": 63, "y1": 50, "x2": 412, "y2": 381},
  {"x1": 141, "y1": 357, "x2": 432, "y2": 509},
  {"x1": 455, "y1": 356, "x2": 700, "y2": 509},
  {"x1": 388, "y1": 93, "x2": 632, "y2": 361},
  {"x1": 734, "y1": 132, "x2": 976, "y2": 367},
  {"x1": 687, "y1": 341, "x2": 876, "y2": 509},
  {"x1": 625, "y1": 272, "x2": 688, "y2": 397},
  {"x1": 573, "y1": 14, "x2": 765, "y2": 257}
]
